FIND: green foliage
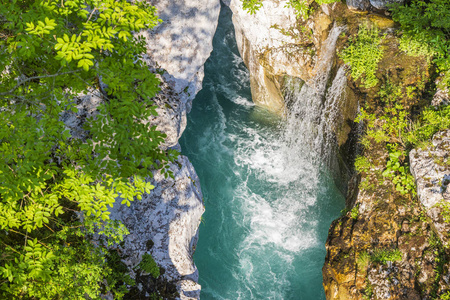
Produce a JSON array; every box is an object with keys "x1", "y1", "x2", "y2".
[
  {"x1": 0, "y1": 0, "x2": 176, "y2": 298},
  {"x1": 286, "y1": 0, "x2": 311, "y2": 19},
  {"x1": 357, "y1": 251, "x2": 370, "y2": 270},
  {"x1": 356, "y1": 80, "x2": 417, "y2": 195},
  {"x1": 350, "y1": 205, "x2": 359, "y2": 219},
  {"x1": 371, "y1": 248, "x2": 402, "y2": 264},
  {"x1": 391, "y1": 0, "x2": 450, "y2": 88},
  {"x1": 406, "y1": 105, "x2": 450, "y2": 146},
  {"x1": 242, "y1": 0, "x2": 263, "y2": 14},
  {"x1": 354, "y1": 155, "x2": 373, "y2": 174},
  {"x1": 382, "y1": 147, "x2": 416, "y2": 195},
  {"x1": 398, "y1": 35, "x2": 436, "y2": 60},
  {"x1": 138, "y1": 253, "x2": 160, "y2": 278},
  {"x1": 340, "y1": 23, "x2": 385, "y2": 88},
  {"x1": 316, "y1": 0, "x2": 339, "y2": 3},
  {"x1": 363, "y1": 283, "x2": 374, "y2": 300},
  {"x1": 441, "y1": 292, "x2": 450, "y2": 300},
  {"x1": 438, "y1": 199, "x2": 450, "y2": 223},
  {"x1": 105, "y1": 249, "x2": 136, "y2": 299},
  {"x1": 286, "y1": 0, "x2": 339, "y2": 19}
]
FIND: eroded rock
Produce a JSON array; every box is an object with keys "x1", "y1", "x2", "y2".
[
  {"x1": 410, "y1": 130, "x2": 450, "y2": 246},
  {"x1": 109, "y1": 156, "x2": 204, "y2": 300},
  {"x1": 142, "y1": 0, "x2": 220, "y2": 110},
  {"x1": 346, "y1": 0, "x2": 405, "y2": 12}
]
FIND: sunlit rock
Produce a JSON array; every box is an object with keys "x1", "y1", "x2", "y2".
[{"x1": 410, "y1": 130, "x2": 450, "y2": 246}]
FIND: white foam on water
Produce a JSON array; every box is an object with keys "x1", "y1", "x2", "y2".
[
  {"x1": 222, "y1": 24, "x2": 346, "y2": 299},
  {"x1": 190, "y1": 11, "x2": 346, "y2": 298},
  {"x1": 230, "y1": 95, "x2": 255, "y2": 107}
]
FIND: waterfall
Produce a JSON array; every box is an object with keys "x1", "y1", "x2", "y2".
[{"x1": 282, "y1": 25, "x2": 346, "y2": 175}]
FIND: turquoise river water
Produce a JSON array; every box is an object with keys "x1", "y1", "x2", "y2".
[{"x1": 180, "y1": 5, "x2": 345, "y2": 300}]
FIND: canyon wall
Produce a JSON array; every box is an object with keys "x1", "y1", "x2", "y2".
[{"x1": 109, "y1": 1, "x2": 220, "y2": 299}]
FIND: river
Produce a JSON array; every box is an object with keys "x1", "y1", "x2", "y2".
[{"x1": 180, "y1": 4, "x2": 345, "y2": 300}]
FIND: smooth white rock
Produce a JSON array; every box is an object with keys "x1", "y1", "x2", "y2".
[
  {"x1": 142, "y1": 0, "x2": 221, "y2": 110},
  {"x1": 228, "y1": 0, "x2": 297, "y2": 53},
  {"x1": 109, "y1": 156, "x2": 205, "y2": 300},
  {"x1": 410, "y1": 130, "x2": 450, "y2": 246}
]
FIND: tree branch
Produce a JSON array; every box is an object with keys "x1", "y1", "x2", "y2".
[{"x1": 0, "y1": 70, "x2": 80, "y2": 97}]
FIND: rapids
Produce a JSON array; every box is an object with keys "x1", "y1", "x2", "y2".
[{"x1": 180, "y1": 4, "x2": 345, "y2": 300}]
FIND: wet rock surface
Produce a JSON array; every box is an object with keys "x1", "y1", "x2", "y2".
[{"x1": 226, "y1": 0, "x2": 350, "y2": 113}]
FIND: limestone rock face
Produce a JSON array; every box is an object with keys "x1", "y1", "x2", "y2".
[
  {"x1": 410, "y1": 130, "x2": 450, "y2": 246},
  {"x1": 109, "y1": 156, "x2": 204, "y2": 300},
  {"x1": 226, "y1": 0, "x2": 336, "y2": 113},
  {"x1": 369, "y1": 0, "x2": 404, "y2": 10},
  {"x1": 142, "y1": 0, "x2": 221, "y2": 111},
  {"x1": 346, "y1": 0, "x2": 405, "y2": 11},
  {"x1": 107, "y1": 1, "x2": 220, "y2": 299}
]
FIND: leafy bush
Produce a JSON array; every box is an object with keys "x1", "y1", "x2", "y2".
[
  {"x1": 356, "y1": 80, "x2": 418, "y2": 195},
  {"x1": 340, "y1": 23, "x2": 385, "y2": 88},
  {"x1": 242, "y1": 0, "x2": 263, "y2": 14},
  {"x1": 316, "y1": 0, "x2": 339, "y2": 4},
  {"x1": 398, "y1": 35, "x2": 436, "y2": 60},
  {"x1": 391, "y1": 0, "x2": 450, "y2": 87},
  {"x1": 354, "y1": 156, "x2": 372, "y2": 174},
  {"x1": 382, "y1": 147, "x2": 416, "y2": 195},
  {"x1": 0, "y1": 0, "x2": 177, "y2": 298},
  {"x1": 350, "y1": 205, "x2": 359, "y2": 219},
  {"x1": 286, "y1": 0, "x2": 311, "y2": 19},
  {"x1": 138, "y1": 253, "x2": 161, "y2": 278},
  {"x1": 406, "y1": 105, "x2": 450, "y2": 146}
]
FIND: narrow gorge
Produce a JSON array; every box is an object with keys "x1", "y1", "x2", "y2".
[
  {"x1": 1, "y1": 0, "x2": 449, "y2": 299},
  {"x1": 181, "y1": 5, "x2": 345, "y2": 298}
]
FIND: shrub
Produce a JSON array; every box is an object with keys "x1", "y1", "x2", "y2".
[
  {"x1": 242, "y1": 0, "x2": 339, "y2": 19},
  {"x1": 391, "y1": 0, "x2": 450, "y2": 88},
  {"x1": 350, "y1": 205, "x2": 359, "y2": 219},
  {"x1": 138, "y1": 253, "x2": 161, "y2": 278},
  {"x1": 340, "y1": 23, "x2": 385, "y2": 88},
  {"x1": 242, "y1": 0, "x2": 263, "y2": 14},
  {"x1": 357, "y1": 251, "x2": 370, "y2": 270}
]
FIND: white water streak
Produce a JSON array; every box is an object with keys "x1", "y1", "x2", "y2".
[{"x1": 282, "y1": 24, "x2": 346, "y2": 171}]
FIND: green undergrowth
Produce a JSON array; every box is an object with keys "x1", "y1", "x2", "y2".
[
  {"x1": 427, "y1": 233, "x2": 450, "y2": 298},
  {"x1": 138, "y1": 253, "x2": 160, "y2": 278},
  {"x1": 0, "y1": 0, "x2": 177, "y2": 298},
  {"x1": 357, "y1": 248, "x2": 402, "y2": 269},
  {"x1": 355, "y1": 71, "x2": 450, "y2": 196},
  {"x1": 371, "y1": 248, "x2": 402, "y2": 264},
  {"x1": 391, "y1": 0, "x2": 450, "y2": 89},
  {"x1": 340, "y1": 23, "x2": 385, "y2": 88}
]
